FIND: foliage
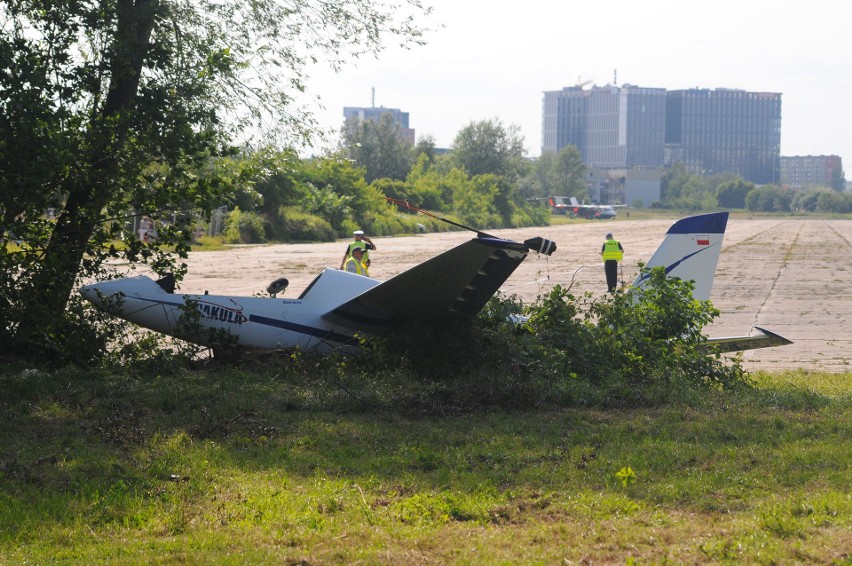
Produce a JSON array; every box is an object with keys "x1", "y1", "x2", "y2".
[
  {"x1": 526, "y1": 145, "x2": 588, "y2": 200},
  {"x1": 223, "y1": 207, "x2": 266, "y2": 244},
  {"x1": 716, "y1": 178, "x2": 755, "y2": 208},
  {"x1": 830, "y1": 163, "x2": 847, "y2": 191},
  {"x1": 661, "y1": 163, "x2": 740, "y2": 211},
  {"x1": 0, "y1": 0, "x2": 432, "y2": 362},
  {"x1": 274, "y1": 206, "x2": 337, "y2": 242},
  {"x1": 451, "y1": 118, "x2": 528, "y2": 180},
  {"x1": 515, "y1": 266, "x2": 747, "y2": 404},
  {"x1": 296, "y1": 156, "x2": 401, "y2": 235},
  {"x1": 341, "y1": 113, "x2": 414, "y2": 182},
  {"x1": 815, "y1": 190, "x2": 852, "y2": 213},
  {"x1": 746, "y1": 184, "x2": 792, "y2": 212},
  {"x1": 413, "y1": 135, "x2": 439, "y2": 165},
  {"x1": 363, "y1": 266, "x2": 747, "y2": 412},
  {"x1": 788, "y1": 187, "x2": 852, "y2": 213},
  {"x1": 1, "y1": 362, "x2": 848, "y2": 563},
  {"x1": 298, "y1": 182, "x2": 353, "y2": 232}
]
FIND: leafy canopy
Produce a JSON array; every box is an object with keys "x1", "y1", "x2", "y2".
[{"x1": 0, "y1": 0, "x2": 432, "y2": 362}]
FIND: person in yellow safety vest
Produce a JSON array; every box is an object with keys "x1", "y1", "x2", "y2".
[
  {"x1": 344, "y1": 246, "x2": 369, "y2": 277},
  {"x1": 340, "y1": 229, "x2": 376, "y2": 270},
  {"x1": 600, "y1": 232, "x2": 624, "y2": 293}
]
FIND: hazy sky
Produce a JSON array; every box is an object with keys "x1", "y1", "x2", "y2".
[{"x1": 304, "y1": 0, "x2": 850, "y2": 169}]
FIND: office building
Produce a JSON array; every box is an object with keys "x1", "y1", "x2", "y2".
[
  {"x1": 665, "y1": 89, "x2": 781, "y2": 184},
  {"x1": 780, "y1": 155, "x2": 844, "y2": 190},
  {"x1": 343, "y1": 106, "x2": 415, "y2": 145},
  {"x1": 542, "y1": 84, "x2": 782, "y2": 185},
  {"x1": 584, "y1": 85, "x2": 667, "y2": 169},
  {"x1": 542, "y1": 84, "x2": 666, "y2": 168},
  {"x1": 542, "y1": 86, "x2": 587, "y2": 156}
]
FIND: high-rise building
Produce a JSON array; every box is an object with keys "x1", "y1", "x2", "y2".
[
  {"x1": 542, "y1": 87, "x2": 587, "y2": 155},
  {"x1": 664, "y1": 89, "x2": 781, "y2": 184},
  {"x1": 780, "y1": 155, "x2": 844, "y2": 190},
  {"x1": 542, "y1": 84, "x2": 782, "y2": 185},
  {"x1": 542, "y1": 84, "x2": 666, "y2": 168},
  {"x1": 584, "y1": 85, "x2": 666, "y2": 169},
  {"x1": 343, "y1": 106, "x2": 415, "y2": 145}
]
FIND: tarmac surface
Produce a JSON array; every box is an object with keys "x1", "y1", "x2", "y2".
[{"x1": 172, "y1": 215, "x2": 852, "y2": 374}]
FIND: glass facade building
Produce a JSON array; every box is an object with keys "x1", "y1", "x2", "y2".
[
  {"x1": 665, "y1": 89, "x2": 781, "y2": 184},
  {"x1": 542, "y1": 85, "x2": 782, "y2": 184}
]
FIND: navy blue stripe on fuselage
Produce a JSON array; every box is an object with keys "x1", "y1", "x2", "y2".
[
  {"x1": 248, "y1": 314, "x2": 359, "y2": 345},
  {"x1": 635, "y1": 243, "x2": 718, "y2": 285},
  {"x1": 127, "y1": 296, "x2": 357, "y2": 346}
]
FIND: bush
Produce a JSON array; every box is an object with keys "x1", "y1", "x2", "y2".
[
  {"x1": 224, "y1": 207, "x2": 266, "y2": 244},
  {"x1": 275, "y1": 206, "x2": 336, "y2": 242},
  {"x1": 360, "y1": 266, "x2": 748, "y2": 412}
]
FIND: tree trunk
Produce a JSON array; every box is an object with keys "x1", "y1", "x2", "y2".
[{"x1": 13, "y1": 0, "x2": 160, "y2": 351}]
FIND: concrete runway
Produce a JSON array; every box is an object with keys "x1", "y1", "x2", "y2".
[{"x1": 173, "y1": 215, "x2": 852, "y2": 373}]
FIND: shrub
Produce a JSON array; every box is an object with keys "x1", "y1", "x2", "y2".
[
  {"x1": 362, "y1": 266, "x2": 748, "y2": 412},
  {"x1": 275, "y1": 206, "x2": 336, "y2": 242},
  {"x1": 224, "y1": 207, "x2": 266, "y2": 244}
]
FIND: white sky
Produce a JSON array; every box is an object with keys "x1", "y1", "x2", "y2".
[{"x1": 303, "y1": 0, "x2": 851, "y2": 170}]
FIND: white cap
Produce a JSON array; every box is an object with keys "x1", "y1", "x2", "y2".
[{"x1": 353, "y1": 230, "x2": 364, "y2": 235}]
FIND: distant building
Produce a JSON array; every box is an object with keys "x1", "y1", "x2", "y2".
[
  {"x1": 664, "y1": 88, "x2": 782, "y2": 185},
  {"x1": 585, "y1": 85, "x2": 667, "y2": 169},
  {"x1": 586, "y1": 167, "x2": 662, "y2": 207},
  {"x1": 780, "y1": 155, "x2": 845, "y2": 190},
  {"x1": 542, "y1": 86, "x2": 587, "y2": 156},
  {"x1": 343, "y1": 106, "x2": 415, "y2": 145},
  {"x1": 542, "y1": 84, "x2": 783, "y2": 186},
  {"x1": 542, "y1": 84, "x2": 666, "y2": 168}
]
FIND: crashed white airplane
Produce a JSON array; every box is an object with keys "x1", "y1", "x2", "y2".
[{"x1": 79, "y1": 211, "x2": 790, "y2": 356}]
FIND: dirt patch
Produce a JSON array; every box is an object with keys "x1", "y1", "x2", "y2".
[{"x1": 162, "y1": 216, "x2": 851, "y2": 373}]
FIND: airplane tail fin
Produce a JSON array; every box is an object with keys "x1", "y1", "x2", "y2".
[{"x1": 632, "y1": 212, "x2": 729, "y2": 301}]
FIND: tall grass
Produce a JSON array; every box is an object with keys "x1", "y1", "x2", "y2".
[{"x1": 1, "y1": 363, "x2": 849, "y2": 564}]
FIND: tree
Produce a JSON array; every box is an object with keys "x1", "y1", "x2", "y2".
[
  {"x1": 341, "y1": 113, "x2": 414, "y2": 183},
  {"x1": 745, "y1": 185, "x2": 791, "y2": 212},
  {"x1": 450, "y1": 118, "x2": 527, "y2": 180},
  {"x1": 553, "y1": 145, "x2": 588, "y2": 202},
  {"x1": 0, "y1": 0, "x2": 431, "y2": 359},
  {"x1": 413, "y1": 135, "x2": 438, "y2": 165},
  {"x1": 831, "y1": 164, "x2": 847, "y2": 192},
  {"x1": 716, "y1": 178, "x2": 755, "y2": 209},
  {"x1": 525, "y1": 146, "x2": 586, "y2": 200}
]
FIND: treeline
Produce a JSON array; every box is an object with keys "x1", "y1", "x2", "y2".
[
  {"x1": 213, "y1": 117, "x2": 589, "y2": 243},
  {"x1": 215, "y1": 145, "x2": 552, "y2": 245},
  {"x1": 661, "y1": 163, "x2": 852, "y2": 213}
]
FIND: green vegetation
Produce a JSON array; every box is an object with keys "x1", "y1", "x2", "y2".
[
  {"x1": 2, "y1": 7, "x2": 850, "y2": 560},
  {"x1": 0, "y1": 0, "x2": 432, "y2": 364},
  {"x1": 1, "y1": 362, "x2": 849, "y2": 564},
  {"x1": 661, "y1": 163, "x2": 852, "y2": 213},
  {"x1": 2, "y1": 215, "x2": 850, "y2": 562}
]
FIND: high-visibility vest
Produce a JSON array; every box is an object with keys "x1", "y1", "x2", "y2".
[
  {"x1": 347, "y1": 241, "x2": 370, "y2": 261},
  {"x1": 602, "y1": 239, "x2": 623, "y2": 261},
  {"x1": 345, "y1": 256, "x2": 368, "y2": 276}
]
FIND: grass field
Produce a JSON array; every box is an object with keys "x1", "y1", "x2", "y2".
[{"x1": 1, "y1": 363, "x2": 850, "y2": 564}]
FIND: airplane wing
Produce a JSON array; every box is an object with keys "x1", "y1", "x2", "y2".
[
  {"x1": 323, "y1": 237, "x2": 530, "y2": 330},
  {"x1": 702, "y1": 326, "x2": 793, "y2": 353}
]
